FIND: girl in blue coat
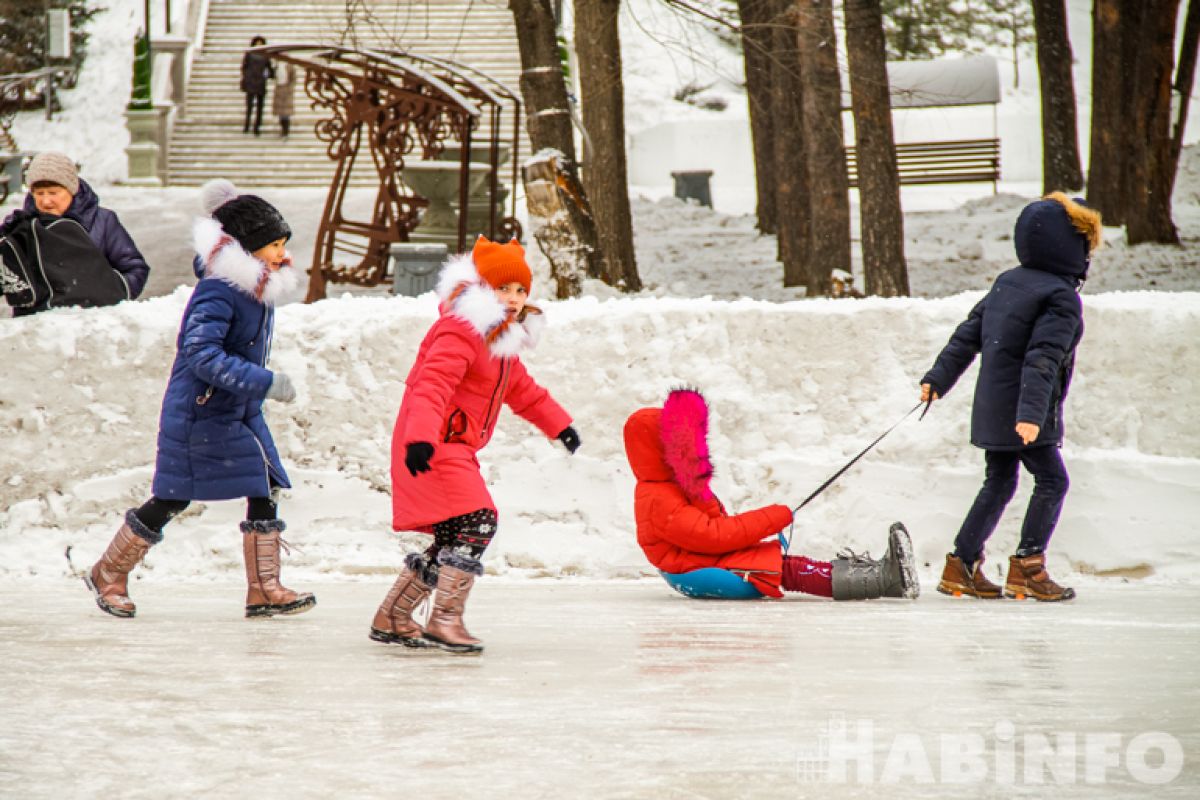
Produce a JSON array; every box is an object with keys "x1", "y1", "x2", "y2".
[
  {"x1": 84, "y1": 180, "x2": 315, "y2": 620},
  {"x1": 920, "y1": 193, "x2": 1102, "y2": 603}
]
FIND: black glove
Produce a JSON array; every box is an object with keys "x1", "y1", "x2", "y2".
[
  {"x1": 404, "y1": 441, "x2": 434, "y2": 477},
  {"x1": 557, "y1": 426, "x2": 581, "y2": 455}
]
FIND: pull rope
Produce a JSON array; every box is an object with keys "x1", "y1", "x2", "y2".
[{"x1": 782, "y1": 400, "x2": 929, "y2": 555}]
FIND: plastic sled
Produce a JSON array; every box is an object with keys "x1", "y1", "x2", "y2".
[{"x1": 660, "y1": 568, "x2": 765, "y2": 600}]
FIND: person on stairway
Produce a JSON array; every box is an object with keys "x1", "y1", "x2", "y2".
[
  {"x1": 82, "y1": 179, "x2": 314, "y2": 621},
  {"x1": 273, "y1": 59, "x2": 297, "y2": 139},
  {"x1": 624, "y1": 388, "x2": 920, "y2": 602},
  {"x1": 240, "y1": 36, "x2": 274, "y2": 135}
]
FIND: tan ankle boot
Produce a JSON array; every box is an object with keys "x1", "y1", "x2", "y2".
[
  {"x1": 85, "y1": 511, "x2": 159, "y2": 618},
  {"x1": 241, "y1": 520, "x2": 316, "y2": 618},
  {"x1": 1005, "y1": 553, "x2": 1076, "y2": 601},
  {"x1": 370, "y1": 554, "x2": 434, "y2": 647},
  {"x1": 423, "y1": 553, "x2": 484, "y2": 654},
  {"x1": 937, "y1": 553, "x2": 1003, "y2": 599}
]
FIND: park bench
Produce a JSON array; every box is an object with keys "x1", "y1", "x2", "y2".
[{"x1": 845, "y1": 137, "x2": 1001, "y2": 191}]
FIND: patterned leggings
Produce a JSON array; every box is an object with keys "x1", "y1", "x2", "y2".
[{"x1": 424, "y1": 508, "x2": 498, "y2": 563}]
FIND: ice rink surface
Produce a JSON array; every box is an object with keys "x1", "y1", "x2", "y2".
[{"x1": 2, "y1": 578, "x2": 1196, "y2": 799}]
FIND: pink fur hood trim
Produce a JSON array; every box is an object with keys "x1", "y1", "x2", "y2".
[{"x1": 660, "y1": 388, "x2": 715, "y2": 503}]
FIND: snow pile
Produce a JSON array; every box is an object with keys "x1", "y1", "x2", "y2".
[
  {"x1": 11, "y1": 0, "x2": 140, "y2": 185},
  {"x1": 1, "y1": 290, "x2": 1197, "y2": 583}
]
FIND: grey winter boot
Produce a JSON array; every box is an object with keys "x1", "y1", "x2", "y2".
[{"x1": 831, "y1": 522, "x2": 921, "y2": 600}]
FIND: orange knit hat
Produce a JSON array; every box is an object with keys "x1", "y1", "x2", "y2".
[{"x1": 472, "y1": 235, "x2": 531, "y2": 292}]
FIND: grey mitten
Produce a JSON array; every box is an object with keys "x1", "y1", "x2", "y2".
[{"x1": 266, "y1": 372, "x2": 296, "y2": 403}]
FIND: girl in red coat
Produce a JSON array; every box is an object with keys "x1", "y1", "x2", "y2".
[
  {"x1": 624, "y1": 388, "x2": 919, "y2": 601},
  {"x1": 371, "y1": 236, "x2": 579, "y2": 653}
]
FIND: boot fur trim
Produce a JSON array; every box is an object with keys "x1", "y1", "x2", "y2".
[
  {"x1": 125, "y1": 508, "x2": 164, "y2": 545},
  {"x1": 437, "y1": 549, "x2": 484, "y2": 576},
  {"x1": 240, "y1": 518, "x2": 287, "y2": 535}
]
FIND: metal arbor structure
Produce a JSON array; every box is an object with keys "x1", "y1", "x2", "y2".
[{"x1": 257, "y1": 46, "x2": 521, "y2": 303}]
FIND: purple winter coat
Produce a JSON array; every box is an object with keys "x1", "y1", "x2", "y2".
[{"x1": 9, "y1": 180, "x2": 150, "y2": 299}]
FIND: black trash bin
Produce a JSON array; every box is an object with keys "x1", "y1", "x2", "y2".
[{"x1": 671, "y1": 170, "x2": 713, "y2": 208}]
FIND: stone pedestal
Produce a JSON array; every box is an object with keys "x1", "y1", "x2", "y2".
[
  {"x1": 124, "y1": 106, "x2": 169, "y2": 185},
  {"x1": 437, "y1": 143, "x2": 512, "y2": 237},
  {"x1": 404, "y1": 161, "x2": 491, "y2": 249}
]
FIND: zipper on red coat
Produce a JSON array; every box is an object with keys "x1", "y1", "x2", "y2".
[{"x1": 480, "y1": 358, "x2": 511, "y2": 440}]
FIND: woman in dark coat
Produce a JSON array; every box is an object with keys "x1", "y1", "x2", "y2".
[
  {"x1": 921, "y1": 192, "x2": 1102, "y2": 602},
  {"x1": 240, "y1": 35, "x2": 273, "y2": 135},
  {"x1": 83, "y1": 179, "x2": 315, "y2": 622},
  {"x1": 1, "y1": 151, "x2": 149, "y2": 314}
]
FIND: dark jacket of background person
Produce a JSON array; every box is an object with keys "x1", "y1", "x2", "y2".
[
  {"x1": 240, "y1": 50, "x2": 273, "y2": 95},
  {"x1": 1, "y1": 180, "x2": 150, "y2": 314}
]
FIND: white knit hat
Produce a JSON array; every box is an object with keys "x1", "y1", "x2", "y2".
[{"x1": 26, "y1": 151, "x2": 80, "y2": 195}]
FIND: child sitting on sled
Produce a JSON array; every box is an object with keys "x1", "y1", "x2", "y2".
[{"x1": 623, "y1": 388, "x2": 919, "y2": 601}]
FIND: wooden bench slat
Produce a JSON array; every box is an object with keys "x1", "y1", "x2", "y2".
[{"x1": 844, "y1": 137, "x2": 1000, "y2": 189}]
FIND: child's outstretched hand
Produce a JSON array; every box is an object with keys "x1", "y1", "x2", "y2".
[
  {"x1": 267, "y1": 372, "x2": 296, "y2": 403},
  {"x1": 1015, "y1": 422, "x2": 1040, "y2": 445},
  {"x1": 919, "y1": 383, "x2": 939, "y2": 403},
  {"x1": 557, "y1": 426, "x2": 581, "y2": 454},
  {"x1": 405, "y1": 441, "x2": 434, "y2": 476}
]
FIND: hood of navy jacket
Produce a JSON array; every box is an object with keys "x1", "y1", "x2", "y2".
[
  {"x1": 1013, "y1": 197, "x2": 1090, "y2": 282},
  {"x1": 23, "y1": 178, "x2": 101, "y2": 231}
]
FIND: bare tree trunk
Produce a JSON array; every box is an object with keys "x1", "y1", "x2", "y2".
[
  {"x1": 844, "y1": 0, "x2": 907, "y2": 297},
  {"x1": 1032, "y1": 0, "x2": 1084, "y2": 193},
  {"x1": 509, "y1": 0, "x2": 603, "y2": 297},
  {"x1": 575, "y1": 0, "x2": 641, "y2": 291},
  {"x1": 737, "y1": 0, "x2": 778, "y2": 234},
  {"x1": 1087, "y1": 0, "x2": 1133, "y2": 223},
  {"x1": 766, "y1": 0, "x2": 811, "y2": 287},
  {"x1": 795, "y1": 0, "x2": 850, "y2": 296},
  {"x1": 1169, "y1": 0, "x2": 1200, "y2": 189},
  {"x1": 1126, "y1": 0, "x2": 1182, "y2": 244}
]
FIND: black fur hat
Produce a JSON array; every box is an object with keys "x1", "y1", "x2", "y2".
[{"x1": 201, "y1": 179, "x2": 291, "y2": 254}]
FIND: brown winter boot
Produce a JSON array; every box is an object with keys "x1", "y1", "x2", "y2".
[
  {"x1": 937, "y1": 553, "x2": 1003, "y2": 599},
  {"x1": 1004, "y1": 553, "x2": 1076, "y2": 601},
  {"x1": 241, "y1": 520, "x2": 317, "y2": 618},
  {"x1": 369, "y1": 553, "x2": 435, "y2": 648},
  {"x1": 423, "y1": 552, "x2": 484, "y2": 654},
  {"x1": 85, "y1": 510, "x2": 161, "y2": 618}
]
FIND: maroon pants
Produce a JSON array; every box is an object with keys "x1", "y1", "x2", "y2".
[{"x1": 781, "y1": 555, "x2": 833, "y2": 597}]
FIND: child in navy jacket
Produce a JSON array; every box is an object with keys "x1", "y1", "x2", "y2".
[{"x1": 921, "y1": 193, "x2": 1101, "y2": 602}]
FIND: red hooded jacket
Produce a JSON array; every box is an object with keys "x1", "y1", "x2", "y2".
[
  {"x1": 623, "y1": 390, "x2": 793, "y2": 597},
  {"x1": 391, "y1": 253, "x2": 571, "y2": 532}
]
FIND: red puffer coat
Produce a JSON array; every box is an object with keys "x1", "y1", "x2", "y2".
[
  {"x1": 391, "y1": 254, "x2": 572, "y2": 532},
  {"x1": 623, "y1": 390, "x2": 793, "y2": 597}
]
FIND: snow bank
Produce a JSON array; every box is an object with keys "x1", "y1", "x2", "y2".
[{"x1": 1, "y1": 290, "x2": 1197, "y2": 583}]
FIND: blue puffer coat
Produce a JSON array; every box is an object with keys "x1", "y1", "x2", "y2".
[
  {"x1": 17, "y1": 179, "x2": 150, "y2": 298},
  {"x1": 922, "y1": 198, "x2": 1089, "y2": 451},
  {"x1": 151, "y1": 217, "x2": 299, "y2": 501}
]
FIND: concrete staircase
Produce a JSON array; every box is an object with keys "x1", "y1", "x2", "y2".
[{"x1": 167, "y1": 0, "x2": 523, "y2": 187}]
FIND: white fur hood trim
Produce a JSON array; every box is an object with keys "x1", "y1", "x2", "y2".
[
  {"x1": 192, "y1": 217, "x2": 299, "y2": 306},
  {"x1": 435, "y1": 252, "x2": 542, "y2": 356}
]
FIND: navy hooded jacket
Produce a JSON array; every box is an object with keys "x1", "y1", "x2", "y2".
[
  {"x1": 922, "y1": 198, "x2": 1088, "y2": 451},
  {"x1": 151, "y1": 217, "x2": 298, "y2": 501},
  {"x1": 12, "y1": 179, "x2": 150, "y2": 299}
]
